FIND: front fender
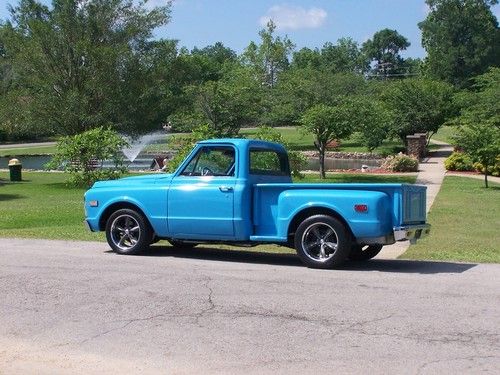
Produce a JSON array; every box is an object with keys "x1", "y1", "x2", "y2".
[{"x1": 84, "y1": 188, "x2": 168, "y2": 235}]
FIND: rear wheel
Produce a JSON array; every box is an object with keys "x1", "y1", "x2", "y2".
[
  {"x1": 348, "y1": 245, "x2": 383, "y2": 261},
  {"x1": 105, "y1": 209, "x2": 153, "y2": 255},
  {"x1": 294, "y1": 215, "x2": 351, "y2": 269}
]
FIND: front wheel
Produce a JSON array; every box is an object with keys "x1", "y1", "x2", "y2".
[
  {"x1": 105, "y1": 208, "x2": 153, "y2": 255},
  {"x1": 348, "y1": 245, "x2": 383, "y2": 261},
  {"x1": 294, "y1": 215, "x2": 351, "y2": 269}
]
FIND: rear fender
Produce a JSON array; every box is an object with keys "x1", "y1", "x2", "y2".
[{"x1": 277, "y1": 190, "x2": 393, "y2": 240}]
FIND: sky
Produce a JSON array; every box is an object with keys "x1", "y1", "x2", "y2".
[{"x1": 1, "y1": 0, "x2": 499, "y2": 59}]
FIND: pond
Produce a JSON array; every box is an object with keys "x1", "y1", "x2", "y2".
[{"x1": 0, "y1": 154, "x2": 383, "y2": 172}]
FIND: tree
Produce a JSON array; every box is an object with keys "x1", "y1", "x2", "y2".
[
  {"x1": 320, "y1": 38, "x2": 369, "y2": 74},
  {"x1": 352, "y1": 97, "x2": 392, "y2": 151},
  {"x1": 169, "y1": 65, "x2": 262, "y2": 136},
  {"x1": 271, "y1": 69, "x2": 366, "y2": 126},
  {"x1": 452, "y1": 68, "x2": 500, "y2": 187},
  {"x1": 242, "y1": 20, "x2": 295, "y2": 88},
  {"x1": 0, "y1": 0, "x2": 171, "y2": 136},
  {"x1": 189, "y1": 42, "x2": 238, "y2": 82},
  {"x1": 300, "y1": 101, "x2": 357, "y2": 179},
  {"x1": 362, "y1": 29, "x2": 411, "y2": 77},
  {"x1": 291, "y1": 47, "x2": 322, "y2": 70},
  {"x1": 419, "y1": 0, "x2": 500, "y2": 86},
  {"x1": 381, "y1": 78, "x2": 455, "y2": 144},
  {"x1": 47, "y1": 127, "x2": 128, "y2": 187}
]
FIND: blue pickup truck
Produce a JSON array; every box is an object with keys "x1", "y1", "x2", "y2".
[{"x1": 84, "y1": 139, "x2": 430, "y2": 268}]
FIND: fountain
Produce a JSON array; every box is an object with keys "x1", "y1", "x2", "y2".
[{"x1": 122, "y1": 130, "x2": 167, "y2": 162}]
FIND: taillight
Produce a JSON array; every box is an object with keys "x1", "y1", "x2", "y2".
[{"x1": 354, "y1": 204, "x2": 368, "y2": 213}]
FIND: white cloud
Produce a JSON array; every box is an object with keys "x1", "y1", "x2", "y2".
[{"x1": 259, "y1": 4, "x2": 327, "y2": 31}]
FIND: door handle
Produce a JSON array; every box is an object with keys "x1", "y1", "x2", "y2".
[{"x1": 219, "y1": 186, "x2": 233, "y2": 192}]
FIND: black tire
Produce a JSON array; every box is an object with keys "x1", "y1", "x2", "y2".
[
  {"x1": 105, "y1": 208, "x2": 153, "y2": 255},
  {"x1": 294, "y1": 215, "x2": 351, "y2": 269},
  {"x1": 348, "y1": 244, "x2": 383, "y2": 261},
  {"x1": 168, "y1": 240, "x2": 197, "y2": 250}
]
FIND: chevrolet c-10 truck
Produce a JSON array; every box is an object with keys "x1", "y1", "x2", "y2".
[{"x1": 84, "y1": 139, "x2": 430, "y2": 268}]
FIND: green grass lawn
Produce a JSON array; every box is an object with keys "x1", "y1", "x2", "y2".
[
  {"x1": 0, "y1": 144, "x2": 57, "y2": 157},
  {"x1": 402, "y1": 176, "x2": 500, "y2": 263},
  {"x1": 0, "y1": 171, "x2": 415, "y2": 243},
  {"x1": 430, "y1": 126, "x2": 456, "y2": 144},
  {"x1": 0, "y1": 172, "x2": 102, "y2": 241}
]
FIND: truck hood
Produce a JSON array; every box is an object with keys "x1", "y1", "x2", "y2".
[{"x1": 91, "y1": 173, "x2": 173, "y2": 188}]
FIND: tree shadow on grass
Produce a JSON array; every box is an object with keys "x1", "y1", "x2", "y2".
[
  {"x1": 124, "y1": 244, "x2": 477, "y2": 274},
  {"x1": 0, "y1": 193, "x2": 25, "y2": 201}
]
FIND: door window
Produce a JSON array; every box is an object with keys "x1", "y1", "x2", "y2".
[{"x1": 181, "y1": 146, "x2": 235, "y2": 176}]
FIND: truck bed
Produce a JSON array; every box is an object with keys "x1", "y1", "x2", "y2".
[{"x1": 251, "y1": 183, "x2": 426, "y2": 242}]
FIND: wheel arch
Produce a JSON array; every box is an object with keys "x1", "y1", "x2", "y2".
[
  {"x1": 287, "y1": 207, "x2": 354, "y2": 241},
  {"x1": 99, "y1": 201, "x2": 152, "y2": 232}
]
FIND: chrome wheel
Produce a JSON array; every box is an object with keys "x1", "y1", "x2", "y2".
[
  {"x1": 301, "y1": 222, "x2": 339, "y2": 262},
  {"x1": 110, "y1": 214, "x2": 141, "y2": 251}
]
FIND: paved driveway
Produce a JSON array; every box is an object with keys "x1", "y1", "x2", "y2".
[{"x1": 1, "y1": 239, "x2": 499, "y2": 374}]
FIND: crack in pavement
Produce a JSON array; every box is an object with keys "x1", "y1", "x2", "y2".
[{"x1": 416, "y1": 355, "x2": 499, "y2": 374}]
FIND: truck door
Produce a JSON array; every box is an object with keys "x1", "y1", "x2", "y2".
[{"x1": 168, "y1": 145, "x2": 236, "y2": 239}]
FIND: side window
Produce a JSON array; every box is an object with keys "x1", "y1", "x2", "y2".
[
  {"x1": 181, "y1": 146, "x2": 235, "y2": 177},
  {"x1": 249, "y1": 148, "x2": 289, "y2": 176}
]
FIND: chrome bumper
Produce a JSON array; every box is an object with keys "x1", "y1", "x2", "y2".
[{"x1": 393, "y1": 224, "x2": 431, "y2": 244}]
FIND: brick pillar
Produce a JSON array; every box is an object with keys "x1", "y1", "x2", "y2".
[
  {"x1": 415, "y1": 133, "x2": 427, "y2": 158},
  {"x1": 406, "y1": 135, "x2": 422, "y2": 159}
]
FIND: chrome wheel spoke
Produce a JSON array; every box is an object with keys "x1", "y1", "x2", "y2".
[
  {"x1": 118, "y1": 235, "x2": 127, "y2": 247},
  {"x1": 324, "y1": 241, "x2": 338, "y2": 251},
  {"x1": 319, "y1": 245, "x2": 327, "y2": 259},
  {"x1": 324, "y1": 228, "x2": 334, "y2": 240},
  {"x1": 311, "y1": 227, "x2": 322, "y2": 240},
  {"x1": 301, "y1": 222, "x2": 339, "y2": 262},
  {"x1": 111, "y1": 214, "x2": 141, "y2": 250},
  {"x1": 305, "y1": 240, "x2": 320, "y2": 250}
]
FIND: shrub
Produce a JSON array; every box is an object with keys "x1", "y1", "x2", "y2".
[
  {"x1": 473, "y1": 157, "x2": 500, "y2": 177},
  {"x1": 47, "y1": 127, "x2": 128, "y2": 187},
  {"x1": 444, "y1": 152, "x2": 474, "y2": 171},
  {"x1": 382, "y1": 153, "x2": 419, "y2": 172}
]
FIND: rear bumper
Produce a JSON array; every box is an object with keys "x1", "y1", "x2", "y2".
[
  {"x1": 357, "y1": 224, "x2": 431, "y2": 246},
  {"x1": 393, "y1": 224, "x2": 431, "y2": 244}
]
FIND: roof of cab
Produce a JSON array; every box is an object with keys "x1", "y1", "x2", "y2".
[{"x1": 197, "y1": 138, "x2": 286, "y2": 151}]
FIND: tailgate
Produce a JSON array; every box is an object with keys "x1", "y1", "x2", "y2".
[{"x1": 401, "y1": 185, "x2": 427, "y2": 224}]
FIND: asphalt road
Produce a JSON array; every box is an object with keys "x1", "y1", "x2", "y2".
[{"x1": 1, "y1": 239, "x2": 499, "y2": 374}]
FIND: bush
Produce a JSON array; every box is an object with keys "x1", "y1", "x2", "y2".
[
  {"x1": 444, "y1": 152, "x2": 474, "y2": 171},
  {"x1": 382, "y1": 153, "x2": 419, "y2": 172},
  {"x1": 47, "y1": 127, "x2": 128, "y2": 187},
  {"x1": 473, "y1": 157, "x2": 500, "y2": 177}
]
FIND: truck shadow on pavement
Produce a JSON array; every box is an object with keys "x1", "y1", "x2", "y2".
[{"x1": 137, "y1": 245, "x2": 477, "y2": 274}]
